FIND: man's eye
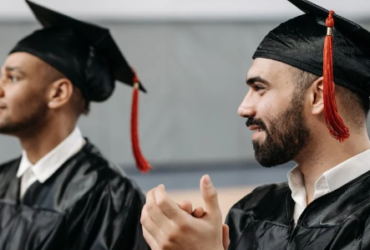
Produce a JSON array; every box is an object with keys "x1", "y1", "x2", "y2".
[
  {"x1": 254, "y1": 85, "x2": 264, "y2": 91},
  {"x1": 9, "y1": 76, "x2": 19, "y2": 82}
]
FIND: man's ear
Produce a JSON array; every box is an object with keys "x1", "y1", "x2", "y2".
[
  {"x1": 47, "y1": 78, "x2": 74, "y2": 109},
  {"x1": 308, "y1": 76, "x2": 324, "y2": 115}
]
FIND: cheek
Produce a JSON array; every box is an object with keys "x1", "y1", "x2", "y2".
[
  {"x1": 4, "y1": 84, "x2": 42, "y2": 112},
  {"x1": 256, "y1": 92, "x2": 292, "y2": 125},
  {"x1": 6, "y1": 86, "x2": 29, "y2": 106},
  {"x1": 256, "y1": 96, "x2": 280, "y2": 119}
]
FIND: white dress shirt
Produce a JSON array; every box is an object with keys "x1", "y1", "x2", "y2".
[
  {"x1": 16, "y1": 127, "x2": 86, "y2": 198},
  {"x1": 287, "y1": 149, "x2": 370, "y2": 225}
]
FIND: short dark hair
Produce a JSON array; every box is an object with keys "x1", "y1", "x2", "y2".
[
  {"x1": 293, "y1": 69, "x2": 318, "y2": 94},
  {"x1": 293, "y1": 68, "x2": 370, "y2": 126},
  {"x1": 42, "y1": 64, "x2": 90, "y2": 115},
  {"x1": 83, "y1": 100, "x2": 90, "y2": 115},
  {"x1": 335, "y1": 85, "x2": 369, "y2": 126}
]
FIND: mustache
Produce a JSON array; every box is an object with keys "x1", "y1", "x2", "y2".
[{"x1": 246, "y1": 118, "x2": 267, "y2": 130}]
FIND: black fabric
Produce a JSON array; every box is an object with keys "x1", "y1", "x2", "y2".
[
  {"x1": 0, "y1": 140, "x2": 150, "y2": 250},
  {"x1": 10, "y1": 0, "x2": 146, "y2": 102},
  {"x1": 253, "y1": 0, "x2": 370, "y2": 96},
  {"x1": 11, "y1": 28, "x2": 115, "y2": 102},
  {"x1": 226, "y1": 170, "x2": 370, "y2": 250}
]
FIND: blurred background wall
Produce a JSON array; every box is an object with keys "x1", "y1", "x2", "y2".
[{"x1": 0, "y1": 0, "x2": 369, "y2": 213}]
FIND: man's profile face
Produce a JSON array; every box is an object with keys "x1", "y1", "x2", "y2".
[
  {"x1": 0, "y1": 52, "x2": 48, "y2": 135},
  {"x1": 238, "y1": 58, "x2": 311, "y2": 167}
]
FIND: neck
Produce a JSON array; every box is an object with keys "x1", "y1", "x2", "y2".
[
  {"x1": 18, "y1": 116, "x2": 76, "y2": 164},
  {"x1": 295, "y1": 128, "x2": 370, "y2": 204}
]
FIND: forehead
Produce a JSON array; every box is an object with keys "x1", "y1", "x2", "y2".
[
  {"x1": 2, "y1": 52, "x2": 46, "y2": 71},
  {"x1": 247, "y1": 58, "x2": 297, "y2": 85}
]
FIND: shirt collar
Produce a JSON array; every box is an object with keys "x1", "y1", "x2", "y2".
[
  {"x1": 17, "y1": 151, "x2": 32, "y2": 178},
  {"x1": 287, "y1": 166, "x2": 307, "y2": 208},
  {"x1": 16, "y1": 127, "x2": 86, "y2": 183},
  {"x1": 323, "y1": 149, "x2": 370, "y2": 192},
  {"x1": 288, "y1": 148, "x2": 370, "y2": 201}
]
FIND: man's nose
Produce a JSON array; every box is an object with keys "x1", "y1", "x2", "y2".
[{"x1": 238, "y1": 92, "x2": 256, "y2": 118}]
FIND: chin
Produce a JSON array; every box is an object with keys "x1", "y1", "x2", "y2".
[
  {"x1": 0, "y1": 123, "x2": 22, "y2": 135},
  {"x1": 0, "y1": 124, "x2": 9, "y2": 133},
  {"x1": 252, "y1": 138, "x2": 265, "y2": 146},
  {"x1": 256, "y1": 159, "x2": 278, "y2": 168},
  {"x1": 255, "y1": 153, "x2": 294, "y2": 168},
  {"x1": 253, "y1": 147, "x2": 293, "y2": 168},
  {"x1": 256, "y1": 159, "x2": 285, "y2": 168}
]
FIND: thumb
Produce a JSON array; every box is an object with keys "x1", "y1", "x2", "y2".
[{"x1": 200, "y1": 175, "x2": 221, "y2": 216}]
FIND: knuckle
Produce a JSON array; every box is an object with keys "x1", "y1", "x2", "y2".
[
  {"x1": 142, "y1": 227, "x2": 149, "y2": 238},
  {"x1": 140, "y1": 216, "x2": 147, "y2": 226},
  {"x1": 166, "y1": 231, "x2": 178, "y2": 243},
  {"x1": 140, "y1": 214, "x2": 145, "y2": 224},
  {"x1": 171, "y1": 220, "x2": 190, "y2": 235},
  {"x1": 177, "y1": 221, "x2": 189, "y2": 232},
  {"x1": 159, "y1": 241, "x2": 172, "y2": 250},
  {"x1": 145, "y1": 201, "x2": 155, "y2": 211},
  {"x1": 156, "y1": 196, "x2": 168, "y2": 209},
  {"x1": 140, "y1": 206, "x2": 150, "y2": 225},
  {"x1": 208, "y1": 189, "x2": 218, "y2": 199}
]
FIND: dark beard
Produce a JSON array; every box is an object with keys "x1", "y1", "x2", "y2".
[
  {"x1": 248, "y1": 92, "x2": 310, "y2": 167},
  {"x1": 0, "y1": 101, "x2": 48, "y2": 135}
]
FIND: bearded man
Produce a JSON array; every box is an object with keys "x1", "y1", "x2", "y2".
[{"x1": 141, "y1": 0, "x2": 370, "y2": 249}]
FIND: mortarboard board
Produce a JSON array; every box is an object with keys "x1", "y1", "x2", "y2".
[
  {"x1": 253, "y1": 0, "x2": 370, "y2": 142},
  {"x1": 10, "y1": 0, "x2": 152, "y2": 172}
]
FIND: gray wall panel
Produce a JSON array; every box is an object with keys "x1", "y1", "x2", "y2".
[{"x1": 0, "y1": 20, "x2": 369, "y2": 169}]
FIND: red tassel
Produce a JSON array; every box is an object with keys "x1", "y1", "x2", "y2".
[
  {"x1": 323, "y1": 10, "x2": 350, "y2": 142},
  {"x1": 131, "y1": 70, "x2": 152, "y2": 173}
]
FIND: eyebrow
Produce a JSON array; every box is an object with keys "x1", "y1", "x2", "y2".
[
  {"x1": 246, "y1": 76, "x2": 270, "y2": 86},
  {"x1": 4, "y1": 66, "x2": 25, "y2": 75}
]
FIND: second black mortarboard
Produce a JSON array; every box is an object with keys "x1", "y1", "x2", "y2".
[{"x1": 10, "y1": 0, "x2": 152, "y2": 172}]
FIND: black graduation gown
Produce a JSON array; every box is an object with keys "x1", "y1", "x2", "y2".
[
  {"x1": 0, "y1": 140, "x2": 150, "y2": 250},
  {"x1": 226, "y1": 170, "x2": 370, "y2": 250}
]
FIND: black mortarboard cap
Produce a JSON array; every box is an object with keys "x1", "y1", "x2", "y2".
[
  {"x1": 10, "y1": 0, "x2": 152, "y2": 172},
  {"x1": 254, "y1": 0, "x2": 370, "y2": 97},
  {"x1": 10, "y1": 0, "x2": 147, "y2": 103},
  {"x1": 253, "y1": 0, "x2": 370, "y2": 141}
]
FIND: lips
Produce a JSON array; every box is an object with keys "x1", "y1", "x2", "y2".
[{"x1": 248, "y1": 125, "x2": 264, "y2": 132}]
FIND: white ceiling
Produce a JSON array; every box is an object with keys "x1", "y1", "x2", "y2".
[{"x1": 0, "y1": 0, "x2": 368, "y2": 21}]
